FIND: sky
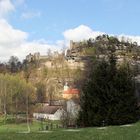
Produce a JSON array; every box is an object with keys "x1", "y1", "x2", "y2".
[{"x1": 0, "y1": 0, "x2": 140, "y2": 61}]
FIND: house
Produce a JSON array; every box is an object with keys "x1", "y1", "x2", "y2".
[
  {"x1": 33, "y1": 105, "x2": 65, "y2": 120},
  {"x1": 63, "y1": 82, "x2": 80, "y2": 99}
]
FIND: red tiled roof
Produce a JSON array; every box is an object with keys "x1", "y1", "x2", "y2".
[{"x1": 63, "y1": 88, "x2": 80, "y2": 94}]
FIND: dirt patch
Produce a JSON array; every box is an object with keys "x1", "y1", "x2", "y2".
[
  {"x1": 63, "y1": 129, "x2": 81, "y2": 132},
  {"x1": 97, "y1": 127, "x2": 107, "y2": 130}
]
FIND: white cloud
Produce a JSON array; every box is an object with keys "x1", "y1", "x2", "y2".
[
  {"x1": 21, "y1": 11, "x2": 41, "y2": 19},
  {"x1": 63, "y1": 25, "x2": 140, "y2": 46},
  {"x1": 0, "y1": 41, "x2": 59, "y2": 62},
  {"x1": 63, "y1": 25, "x2": 105, "y2": 42},
  {"x1": 0, "y1": 19, "x2": 28, "y2": 46},
  {"x1": 118, "y1": 34, "x2": 140, "y2": 45},
  {"x1": 0, "y1": 0, "x2": 140, "y2": 62},
  {"x1": 0, "y1": 0, "x2": 55, "y2": 62},
  {"x1": 0, "y1": 19, "x2": 57, "y2": 62},
  {"x1": 0, "y1": 20, "x2": 140, "y2": 62},
  {"x1": 0, "y1": 0, "x2": 15, "y2": 18},
  {"x1": 12, "y1": 41, "x2": 59, "y2": 61}
]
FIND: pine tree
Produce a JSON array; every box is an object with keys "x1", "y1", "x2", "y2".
[{"x1": 77, "y1": 50, "x2": 139, "y2": 127}]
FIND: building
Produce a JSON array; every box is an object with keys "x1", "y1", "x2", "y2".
[
  {"x1": 66, "y1": 98, "x2": 80, "y2": 118},
  {"x1": 26, "y1": 52, "x2": 40, "y2": 62},
  {"x1": 63, "y1": 82, "x2": 80, "y2": 99},
  {"x1": 26, "y1": 52, "x2": 49, "y2": 62},
  {"x1": 33, "y1": 105, "x2": 64, "y2": 120}
]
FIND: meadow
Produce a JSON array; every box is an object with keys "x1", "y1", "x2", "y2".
[{"x1": 0, "y1": 121, "x2": 140, "y2": 140}]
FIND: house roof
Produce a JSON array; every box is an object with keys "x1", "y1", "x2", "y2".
[
  {"x1": 37, "y1": 106, "x2": 63, "y2": 114},
  {"x1": 63, "y1": 88, "x2": 80, "y2": 94}
]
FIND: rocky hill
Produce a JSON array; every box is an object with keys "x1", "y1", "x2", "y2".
[{"x1": 23, "y1": 35, "x2": 140, "y2": 101}]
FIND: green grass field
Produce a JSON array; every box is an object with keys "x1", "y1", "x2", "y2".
[{"x1": 0, "y1": 121, "x2": 140, "y2": 140}]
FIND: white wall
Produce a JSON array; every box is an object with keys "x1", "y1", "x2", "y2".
[
  {"x1": 67, "y1": 100, "x2": 80, "y2": 118},
  {"x1": 33, "y1": 109, "x2": 64, "y2": 120}
]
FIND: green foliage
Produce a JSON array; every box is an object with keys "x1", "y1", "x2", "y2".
[
  {"x1": 77, "y1": 52, "x2": 139, "y2": 127},
  {"x1": 108, "y1": 36, "x2": 120, "y2": 44},
  {"x1": 82, "y1": 47, "x2": 96, "y2": 56},
  {"x1": 0, "y1": 73, "x2": 36, "y2": 116},
  {"x1": 70, "y1": 35, "x2": 140, "y2": 63}
]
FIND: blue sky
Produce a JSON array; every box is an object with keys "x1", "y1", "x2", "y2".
[
  {"x1": 10, "y1": 0, "x2": 140, "y2": 41},
  {"x1": 0, "y1": 0, "x2": 140, "y2": 61}
]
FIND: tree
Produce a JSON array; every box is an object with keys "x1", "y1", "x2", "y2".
[
  {"x1": 36, "y1": 82, "x2": 46, "y2": 103},
  {"x1": 0, "y1": 63, "x2": 8, "y2": 73},
  {"x1": 22, "y1": 59, "x2": 37, "y2": 83},
  {"x1": 0, "y1": 73, "x2": 36, "y2": 127},
  {"x1": 77, "y1": 51, "x2": 139, "y2": 127},
  {"x1": 8, "y1": 56, "x2": 21, "y2": 73},
  {"x1": 46, "y1": 49, "x2": 52, "y2": 60}
]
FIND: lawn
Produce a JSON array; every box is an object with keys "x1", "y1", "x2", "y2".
[{"x1": 0, "y1": 121, "x2": 140, "y2": 140}]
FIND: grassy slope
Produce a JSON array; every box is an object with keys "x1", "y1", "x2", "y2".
[{"x1": 0, "y1": 121, "x2": 140, "y2": 140}]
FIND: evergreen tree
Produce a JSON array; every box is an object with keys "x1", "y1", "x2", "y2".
[{"x1": 77, "y1": 51, "x2": 139, "y2": 127}]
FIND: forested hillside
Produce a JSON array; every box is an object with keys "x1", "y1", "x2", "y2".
[{"x1": 0, "y1": 35, "x2": 140, "y2": 126}]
